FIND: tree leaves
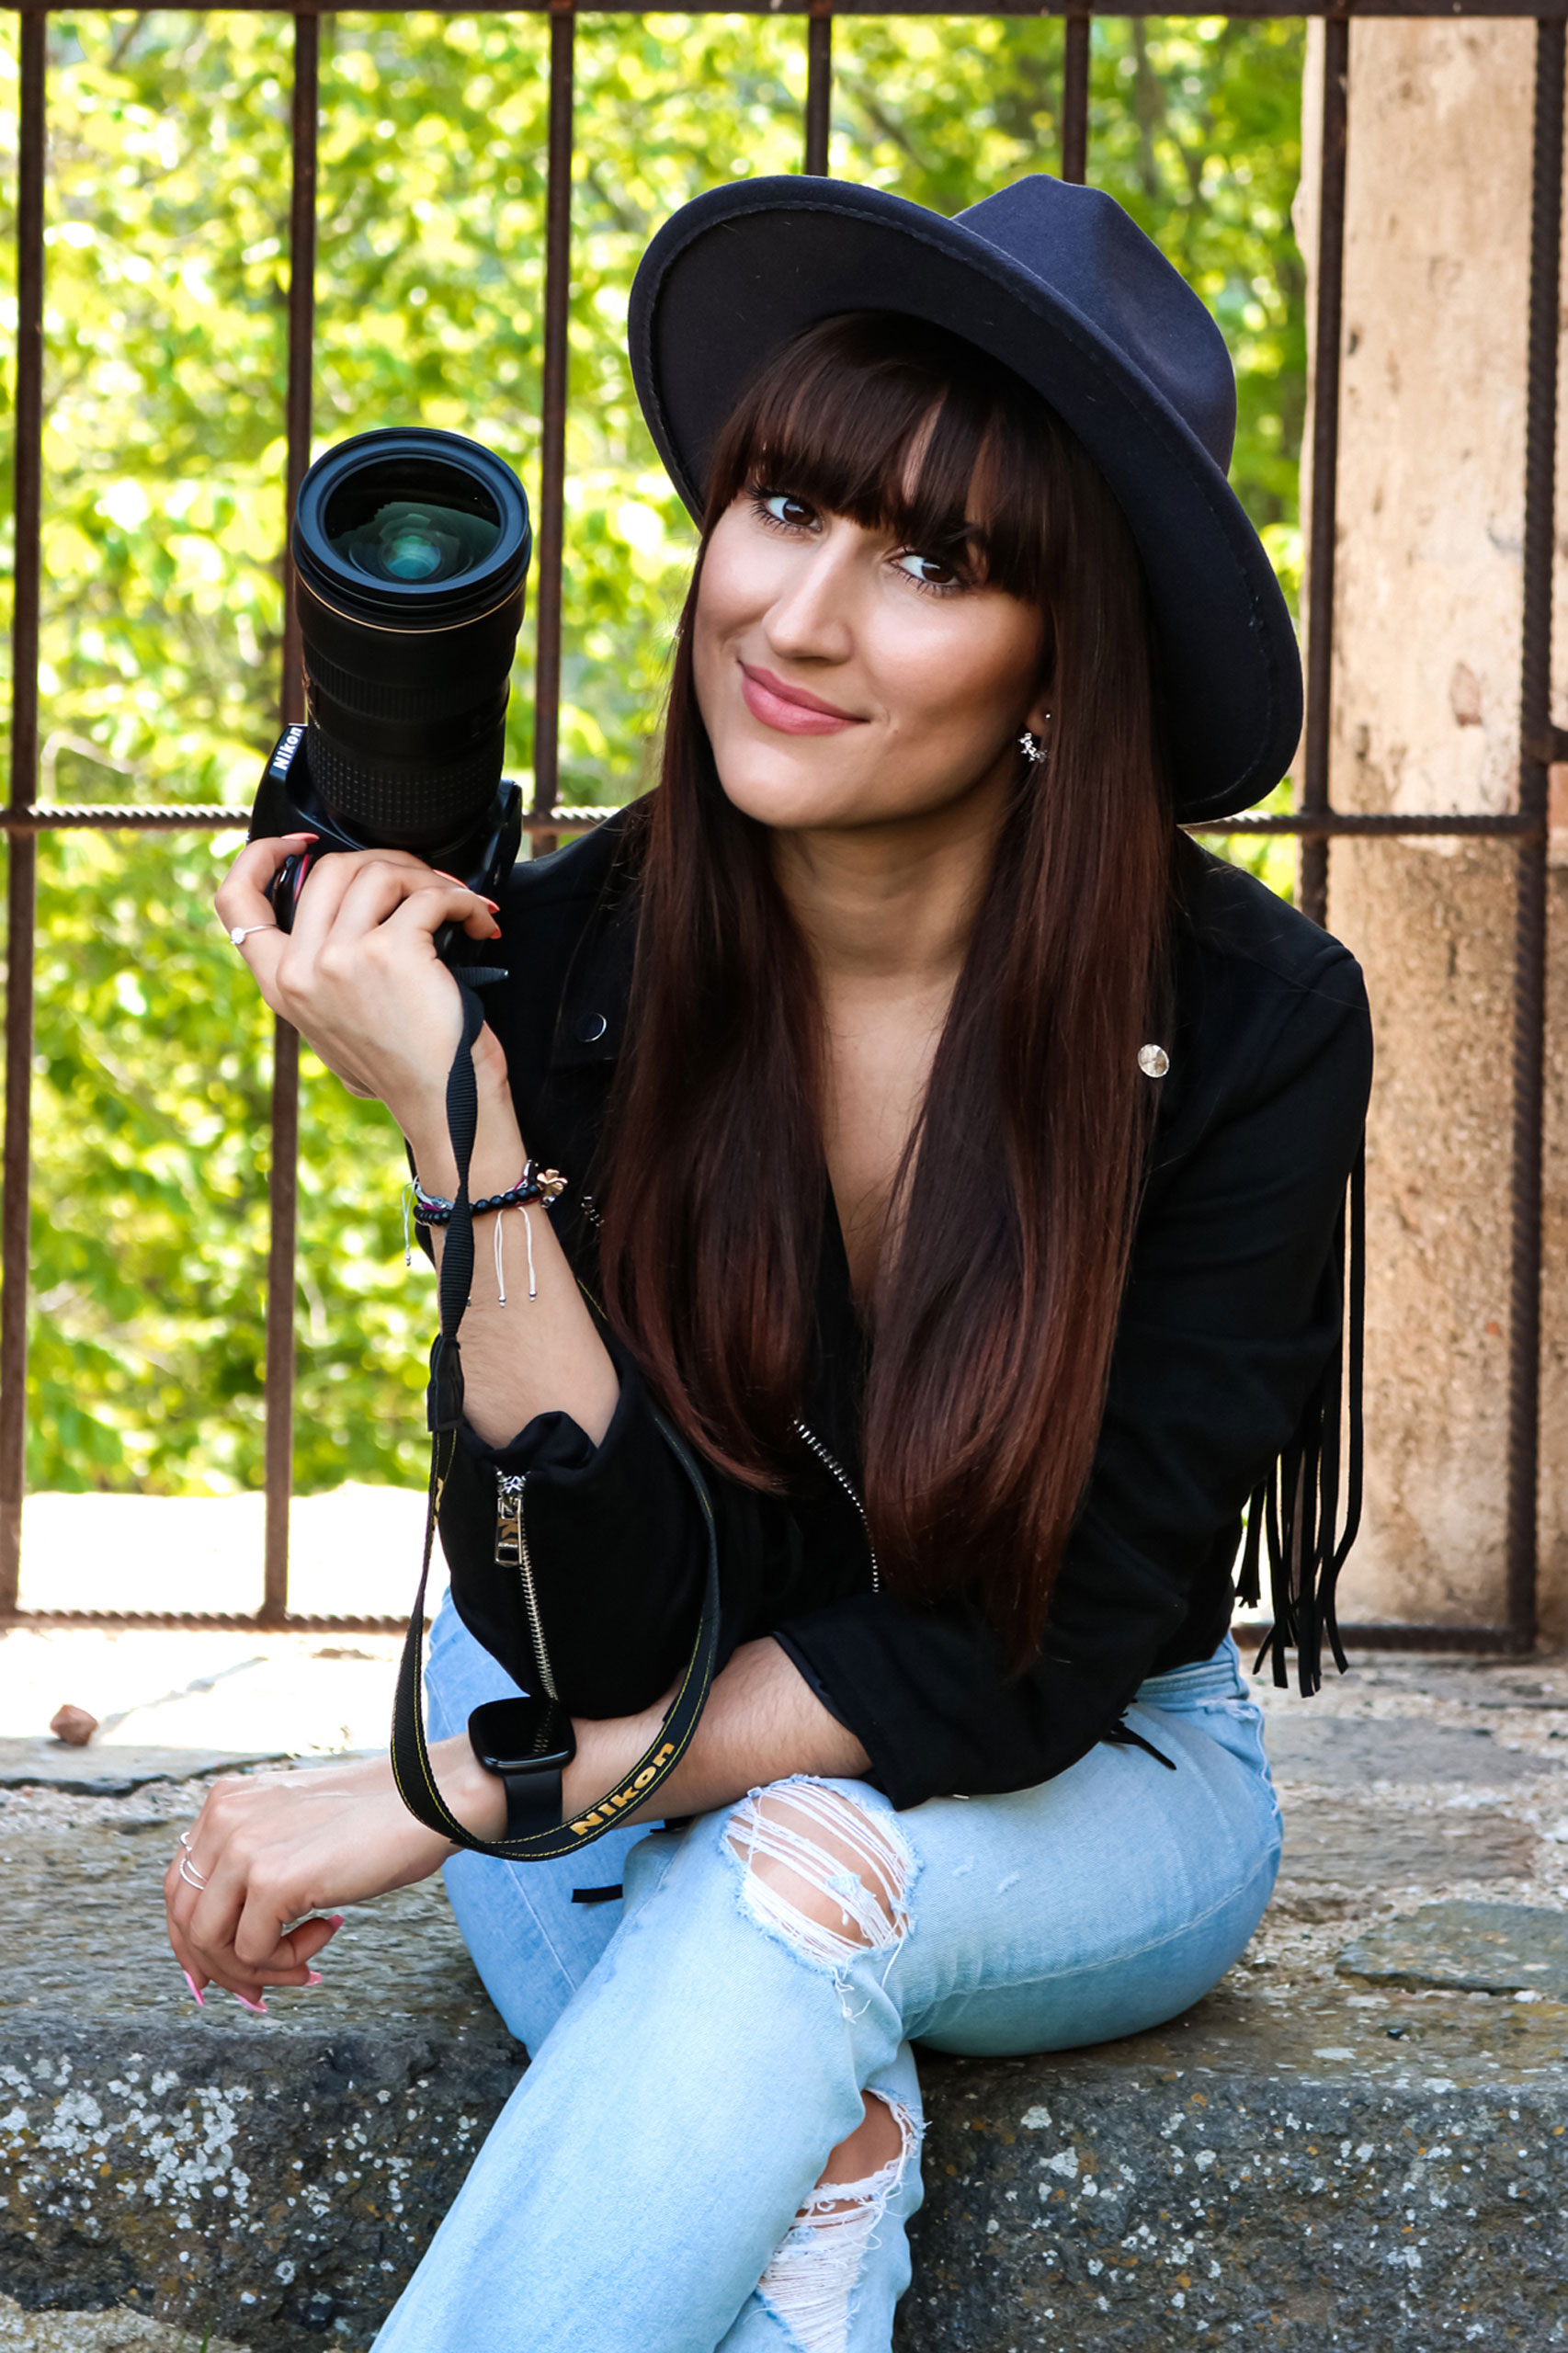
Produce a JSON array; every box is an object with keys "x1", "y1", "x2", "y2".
[{"x1": 0, "y1": 10, "x2": 1303, "y2": 1496}]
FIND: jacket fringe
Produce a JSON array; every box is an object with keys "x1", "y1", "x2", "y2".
[{"x1": 1236, "y1": 1140, "x2": 1366, "y2": 1694}]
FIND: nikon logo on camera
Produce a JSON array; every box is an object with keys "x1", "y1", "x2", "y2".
[{"x1": 570, "y1": 1743, "x2": 677, "y2": 1836}]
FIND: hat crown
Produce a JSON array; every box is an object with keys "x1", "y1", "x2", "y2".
[{"x1": 956, "y1": 176, "x2": 1236, "y2": 473}]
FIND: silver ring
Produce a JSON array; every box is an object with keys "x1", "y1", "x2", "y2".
[
  {"x1": 228, "y1": 922, "x2": 278, "y2": 948},
  {"x1": 177, "y1": 1828, "x2": 196, "y2": 1852},
  {"x1": 178, "y1": 1854, "x2": 209, "y2": 1891}
]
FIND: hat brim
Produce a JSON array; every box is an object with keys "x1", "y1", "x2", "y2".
[{"x1": 629, "y1": 176, "x2": 1301, "y2": 824}]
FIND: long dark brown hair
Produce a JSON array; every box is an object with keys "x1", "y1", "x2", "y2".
[{"x1": 597, "y1": 313, "x2": 1176, "y2": 1667}]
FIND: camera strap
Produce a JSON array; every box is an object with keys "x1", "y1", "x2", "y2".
[{"x1": 389, "y1": 966, "x2": 722, "y2": 1861}]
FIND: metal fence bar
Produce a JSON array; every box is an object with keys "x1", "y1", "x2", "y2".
[
  {"x1": 805, "y1": 0, "x2": 833, "y2": 173},
  {"x1": 0, "y1": 805, "x2": 1544, "y2": 839},
  {"x1": 1298, "y1": 12, "x2": 1347, "y2": 930},
  {"x1": 1504, "y1": 12, "x2": 1564, "y2": 1656},
  {"x1": 280, "y1": 18, "x2": 318, "y2": 728},
  {"x1": 260, "y1": 1020, "x2": 299, "y2": 1626},
  {"x1": 530, "y1": 0, "x2": 576, "y2": 843},
  {"x1": 1062, "y1": 11, "x2": 1089, "y2": 182},
  {"x1": 0, "y1": 10, "x2": 46, "y2": 1618},
  {"x1": 0, "y1": 805, "x2": 617, "y2": 835},
  {"x1": 258, "y1": 12, "x2": 319, "y2": 1628},
  {"x1": 12, "y1": 1608, "x2": 416, "y2": 1631},
  {"x1": 2, "y1": 4, "x2": 1565, "y2": 17},
  {"x1": 1193, "y1": 813, "x2": 1540, "y2": 837}
]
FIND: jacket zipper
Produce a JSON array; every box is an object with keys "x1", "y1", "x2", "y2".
[
  {"x1": 500, "y1": 1405, "x2": 873, "y2": 1660},
  {"x1": 794, "y1": 1420, "x2": 880, "y2": 1593},
  {"x1": 494, "y1": 1471, "x2": 560, "y2": 1705}
]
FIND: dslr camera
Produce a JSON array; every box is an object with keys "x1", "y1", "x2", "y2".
[{"x1": 250, "y1": 426, "x2": 532, "y2": 949}]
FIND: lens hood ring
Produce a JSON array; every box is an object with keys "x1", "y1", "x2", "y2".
[{"x1": 297, "y1": 578, "x2": 527, "y2": 640}]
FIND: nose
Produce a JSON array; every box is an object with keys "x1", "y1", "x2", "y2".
[{"x1": 763, "y1": 529, "x2": 858, "y2": 667}]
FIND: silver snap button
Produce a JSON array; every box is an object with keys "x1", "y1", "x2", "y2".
[
  {"x1": 577, "y1": 1011, "x2": 608, "y2": 1044},
  {"x1": 1137, "y1": 1043, "x2": 1170, "y2": 1078}
]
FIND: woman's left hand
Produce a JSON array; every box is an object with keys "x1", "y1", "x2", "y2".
[{"x1": 165, "y1": 1740, "x2": 505, "y2": 2010}]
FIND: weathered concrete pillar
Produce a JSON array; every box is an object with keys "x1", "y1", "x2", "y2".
[{"x1": 1296, "y1": 20, "x2": 1568, "y2": 1641}]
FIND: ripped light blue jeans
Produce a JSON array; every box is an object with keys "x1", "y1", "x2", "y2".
[{"x1": 371, "y1": 1598, "x2": 1281, "y2": 2353}]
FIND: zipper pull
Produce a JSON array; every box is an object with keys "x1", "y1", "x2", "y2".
[{"x1": 495, "y1": 1471, "x2": 525, "y2": 1566}]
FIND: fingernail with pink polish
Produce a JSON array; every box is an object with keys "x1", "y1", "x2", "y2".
[
  {"x1": 324, "y1": 1914, "x2": 346, "y2": 1934},
  {"x1": 181, "y1": 1969, "x2": 205, "y2": 2009},
  {"x1": 233, "y1": 1991, "x2": 268, "y2": 2017},
  {"x1": 304, "y1": 1971, "x2": 324, "y2": 1987}
]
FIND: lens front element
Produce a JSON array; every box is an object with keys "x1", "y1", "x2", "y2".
[
  {"x1": 333, "y1": 498, "x2": 501, "y2": 584},
  {"x1": 323, "y1": 452, "x2": 506, "y2": 589}
]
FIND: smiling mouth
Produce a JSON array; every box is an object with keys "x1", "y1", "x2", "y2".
[{"x1": 739, "y1": 663, "x2": 864, "y2": 736}]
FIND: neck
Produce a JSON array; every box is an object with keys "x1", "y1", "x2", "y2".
[{"x1": 768, "y1": 770, "x2": 1009, "y2": 994}]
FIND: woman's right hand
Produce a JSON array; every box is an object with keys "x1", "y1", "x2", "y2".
[
  {"x1": 214, "y1": 835, "x2": 517, "y2": 1174},
  {"x1": 165, "y1": 1738, "x2": 507, "y2": 2010}
]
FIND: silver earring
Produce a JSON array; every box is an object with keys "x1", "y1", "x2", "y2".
[{"x1": 1019, "y1": 718, "x2": 1051, "y2": 767}]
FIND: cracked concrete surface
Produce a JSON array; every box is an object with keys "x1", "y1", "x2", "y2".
[
  {"x1": 0, "y1": 2295, "x2": 244, "y2": 2351},
  {"x1": 0, "y1": 1643, "x2": 1563, "y2": 2349}
]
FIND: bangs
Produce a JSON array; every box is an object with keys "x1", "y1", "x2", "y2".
[{"x1": 702, "y1": 313, "x2": 1060, "y2": 604}]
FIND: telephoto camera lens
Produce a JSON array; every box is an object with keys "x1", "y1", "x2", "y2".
[{"x1": 290, "y1": 426, "x2": 532, "y2": 851}]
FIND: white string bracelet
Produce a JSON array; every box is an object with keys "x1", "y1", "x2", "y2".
[{"x1": 493, "y1": 1203, "x2": 541, "y2": 1307}]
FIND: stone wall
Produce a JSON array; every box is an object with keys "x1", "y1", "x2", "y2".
[{"x1": 1296, "y1": 18, "x2": 1568, "y2": 1640}]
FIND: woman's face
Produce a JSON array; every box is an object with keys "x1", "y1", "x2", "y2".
[{"x1": 692, "y1": 481, "x2": 1051, "y2": 837}]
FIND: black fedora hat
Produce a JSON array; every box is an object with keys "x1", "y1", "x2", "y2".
[{"x1": 629, "y1": 173, "x2": 1301, "y2": 824}]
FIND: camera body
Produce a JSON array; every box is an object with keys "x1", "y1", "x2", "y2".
[
  {"x1": 250, "y1": 426, "x2": 532, "y2": 951},
  {"x1": 251, "y1": 723, "x2": 523, "y2": 952}
]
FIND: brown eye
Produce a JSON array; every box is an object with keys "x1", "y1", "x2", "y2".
[
  {"x1": 756, "y1": 490, "x2": 818, "y2": 531},
  {"x1": 894, "y1": 549, "x2": 960, "y2": 590}
]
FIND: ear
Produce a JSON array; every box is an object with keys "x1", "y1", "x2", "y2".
[{"x1": 1022, "y1": 690, "x2": 1053, "y2": 740}]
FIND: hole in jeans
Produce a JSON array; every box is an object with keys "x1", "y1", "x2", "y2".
[
  {"x1": 756, "y1": 2093, "x2": 920, "y2": 2353},
  {"x1": 725, "y1": 1781, "x2": 914, "y2": 1969}
]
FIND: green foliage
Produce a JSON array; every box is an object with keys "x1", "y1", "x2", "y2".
[
  {"x1": 0, "y1": 10, "x2": 1304, "y2": 1496},
  {"x1": 831, "y1": 14, "x2": 1306, "y2": 582}
]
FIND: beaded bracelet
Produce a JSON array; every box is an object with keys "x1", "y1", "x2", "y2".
[{"x1": 412, "y1": 1160, "x2": 567, "y2": 1228}]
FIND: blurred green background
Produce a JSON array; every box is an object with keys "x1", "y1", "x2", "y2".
[{"x1": 0, "y1": 10, "x2": 1304, "y2": 1497}]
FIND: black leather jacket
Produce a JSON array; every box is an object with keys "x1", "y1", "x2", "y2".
[{"x1": 436, "y1": 806, "x2": 1372, "y2": 1810}]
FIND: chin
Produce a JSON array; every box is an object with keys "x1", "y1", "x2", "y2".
[{"x1": 711, "y1": 748, "x2": 871, "y2": 834}]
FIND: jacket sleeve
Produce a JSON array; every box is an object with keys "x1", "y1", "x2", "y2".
[
  {"x1": 774, "y1": 960, "x2": 1374, "y2": 1810},
  {"x1": 436, "y1": 1326, "x2": 783, "y2": 1719}
]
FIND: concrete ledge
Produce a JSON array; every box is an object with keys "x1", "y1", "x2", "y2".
[
  {"x1": 901, "y1": 1981, "x2": 1568, "y2": 2351},
  {"x1": 3, "y1": 1654, "x2": 1566, "y2": 2352},
  {"x1": 2, "y1": 2009, "x2": 521, "y2": 2349},
  {"x1": 6, "y1": 1961, "x2": 1566, "y2": 2352}
]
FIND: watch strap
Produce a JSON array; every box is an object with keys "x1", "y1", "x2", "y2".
[{"x1": 496, "y1": 1763, "x2": 564, "y2": 1840}]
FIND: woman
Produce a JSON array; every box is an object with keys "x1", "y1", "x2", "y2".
[{"x1": 172, "y1": 173, "x2": 1370, "y2": 2349}]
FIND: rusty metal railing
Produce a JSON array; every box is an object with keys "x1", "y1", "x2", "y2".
[{"x1": 0, "y1": 5, "x2": 1562, "y2": 1653}]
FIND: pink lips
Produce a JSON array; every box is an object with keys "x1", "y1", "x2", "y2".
[{"x1": 740, "y1": 663, "x2": 863, "y2": 736}]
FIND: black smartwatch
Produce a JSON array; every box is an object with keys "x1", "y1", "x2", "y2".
[{"x1": 468, "y1": 1698, "x2": 577, "y2": 1840}]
